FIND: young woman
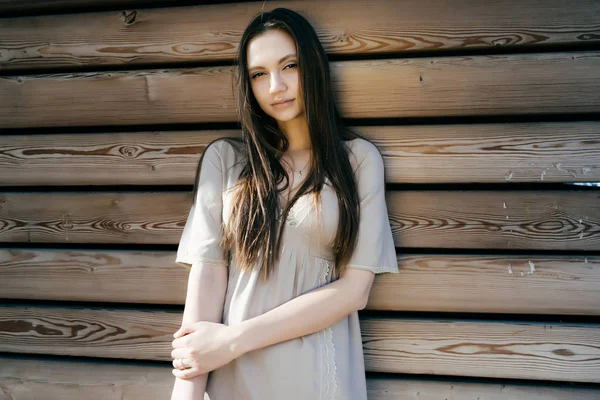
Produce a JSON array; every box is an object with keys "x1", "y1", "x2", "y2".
[{"x1": 170, "y1": 8, "x2": 398, "y2": 400}]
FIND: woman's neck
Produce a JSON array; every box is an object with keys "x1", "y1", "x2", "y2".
[{"x1": 277, "y1": 116, "x2": 311, "y2": 152}]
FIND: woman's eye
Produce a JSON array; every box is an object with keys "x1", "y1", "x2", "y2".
[{"x1": 250, "y1": 64, "x2": 296, "y2": 79}]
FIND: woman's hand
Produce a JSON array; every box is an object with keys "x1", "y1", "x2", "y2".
[{"x1": 171, "y1": 321, "x2": 242, "y2": 379}]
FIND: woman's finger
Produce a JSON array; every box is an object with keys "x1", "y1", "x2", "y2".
[
  {"x1": 171, "y1": 335, "x2": 188, "y2": 348},
  {"x1": 172, "y1": 367, "x2": 203, "y2": 380},
  {"x1": 173, "y1": 328, "x2": 183, "y2": 338},
  {"x1": 171, "y1": 348, "x2": 187, "y2": 360},
  {"x1": 173, "y1": 325, "x2": 194, "y2": 338}
]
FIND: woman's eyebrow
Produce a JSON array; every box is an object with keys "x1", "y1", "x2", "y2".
[{"x1": 248, "y1": 54, "x2": 297, "y2": 72}]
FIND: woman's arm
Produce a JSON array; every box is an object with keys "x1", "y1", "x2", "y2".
[
  {"x1": 230, "y1": 266, "x2": 374, "y2": 357},
  {"x1": 170, "y1": 262, "x2": 228, "y2": 400},
  {"x1": 170, "y1": 264, "x2": 375, "y2": 380}
]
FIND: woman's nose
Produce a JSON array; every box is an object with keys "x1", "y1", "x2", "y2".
[{"x1": 269, "y1": 73, "x2": 286, "y2": 94}]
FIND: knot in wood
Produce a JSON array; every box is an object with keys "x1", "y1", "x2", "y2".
[{"x1": 122, "y1": 10, "x2": 137, "y2": 25}]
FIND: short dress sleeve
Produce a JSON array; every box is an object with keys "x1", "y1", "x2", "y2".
[
  {"x1": 346, "y1": 140, "x2": 398, "y2": 274},
  {"x1": 176, "y1": 141, "x2": 229, "y2": 270}
]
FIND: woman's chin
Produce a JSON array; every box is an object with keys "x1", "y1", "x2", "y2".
[{"x1": 270, "y1": 110, "x2": 302, "y2": 123}]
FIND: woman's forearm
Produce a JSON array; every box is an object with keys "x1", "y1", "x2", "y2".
[
  {"x1": 231, "y1": 269, "x2": 370, "y2": 357},
  {"x1": 171, "y1": 262, "x2": 228, "y2": 400}
]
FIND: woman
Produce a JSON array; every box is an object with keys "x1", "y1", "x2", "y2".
[{"x1": 170, "y1": 8, "x2": 398, "y2": 400}]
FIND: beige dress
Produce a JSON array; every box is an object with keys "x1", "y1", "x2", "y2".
[{"x1": 176, "y1": 138, "x2": 398, "y2": 400}]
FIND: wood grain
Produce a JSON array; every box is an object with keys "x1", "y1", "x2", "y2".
[
  {"x1": 0, "y1": 305, "x2": 178, "y2": 360},
  {"x1": 2, "y1": 52, "x2": 599, "y2": 129},
  {"x1": 0, "y1": 191, "x2": 191, "y2": 244},
  {"x1": 366, "y1": 376, "x2": 600, "y2": 400},
  {"x1": 0, "y1": 249, "x2": 184, "y2": 304},
  {"x1": 0, "y1": 306, "x2": 598, "y2": 382},
  {"x1": 0, "y1": 191, "x2": 598, "y2": 250},
  {"x1": 1, "y1": 0, "x2": 598, "y2": 395},
  {"x1": 1, "y1": 355, "x2": 598, "y2": 400},
  {"x1": 1, "y1": 122, "x2": 599, "y2": 185},
  {"x1": 386, "y1": 190, "x2": 600, "y2": 251},
  {"x1": 367, "y1": 254, "x2": 600, "y2": 314},
  {"x1": 0, "y1": 355, "x2": 175, "y2": 400},
  {"x1": 0, "y1": 129, "x2": 236, "y2": 186},
  {"x1": 361, "y1": 317, "x2": 600, "y2": 382},
  {"x1": 1, "y1": 249, "x2": 598, "y2": 315},
  {"x1": 1, "y1": 0, "x2": 599, "y2": 71},
  {"x1": 0, "y1": 0, "x2": 233, "y2": 15}
]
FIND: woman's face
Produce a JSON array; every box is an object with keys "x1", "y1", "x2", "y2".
[{"x1": 246, "y1": 29, "x2": 305, "y2": 123}]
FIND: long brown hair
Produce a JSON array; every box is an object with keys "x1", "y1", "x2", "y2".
[{"x1": 193, "y1": 8, "x2": 363, "y2": 281}]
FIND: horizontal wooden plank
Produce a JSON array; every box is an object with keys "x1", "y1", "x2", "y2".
[
  {"x1": 0, "y1": 306, "x2": 179, "y2": 361},
  {"x1": 1, "y1": 356, "x2": 599, "y2": 400},
  {"x1": 0, "y1": 191, "x2": 598, "y2": 250},
  {"x1": 0, "y1": 129, "x2": 233, "y2": 186},
  {"x1": 0, "y1": 191, "x2": 192, "y2": 244},
  {"x1": 1, "y1": 0, "x2": 599, "y2": 71},
  {"x1": 361, "y1": 317, "x2": 600, "y2": 382},
  {"x1": 2, "y1": 52, "x2": 599, "y2": 129},
  {"x1": 2, "y1": 122, "x2": 599, "y2": 185},
  {"x1": 1, "y1": 249, "x2": 599, "y2": 315},
  {"x1": 0, "y1": 355, "x2": 176, "y2": 400},
  {"x1": 366, "y1": 376, "x2": 600, "y2": 400},
  {"x1": 0, "y1": 0, "x2": 231, "y2": 15},
  {"x1": 386, "y1": 190, "x2": 600, "y2": 251},
  {"x1": 1, "y1": 306, "x2": 599, "y2": 382},
  {"x1": 0, "y1": 249, "x2": 183, "y2": 304},
  {"x1": 368, "y1": 254, "x2": 600, "y2": 314}
]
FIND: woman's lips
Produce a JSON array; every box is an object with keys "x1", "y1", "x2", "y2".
[{"x1": 272, "y1": 99, "x2": 295, "y2": 108}]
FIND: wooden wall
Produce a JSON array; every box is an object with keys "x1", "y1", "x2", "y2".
[{"x1": 1, "y1": 0, "x2": 600, "y2": 398}]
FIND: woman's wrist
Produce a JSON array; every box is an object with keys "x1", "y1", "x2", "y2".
[
  {"x1": 228, "y1": 321, "x2": 254, "y2": 358},
  {"x1": 171, "y1": 373, "x2": 207, "y2": 399}
]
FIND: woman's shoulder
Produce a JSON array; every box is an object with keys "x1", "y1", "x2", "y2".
[
  {"x1": 205, "y1": 138, "x2": 246, "y2": 171},
  {"x1": 205, "y1": 137, "x2": 242, "y2": 156},
  {"x1": 343, "y1": 137, "x2": 383, "y2": 169}
]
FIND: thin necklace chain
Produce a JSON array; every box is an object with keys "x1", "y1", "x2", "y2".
[
  {"x1": 279, "y1": 157, "x2": 309, "y2": 212},
  {"x1": 282, "y1": 156, "x2": 310, "y2": 177}
]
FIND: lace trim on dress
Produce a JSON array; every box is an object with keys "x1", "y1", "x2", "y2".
[
  {"x1": 278, "y1": 194, "x2": 315, "y2": 227},
  {"x1": 316, "y1": 258, "x2": 338, "y2": 400}
]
